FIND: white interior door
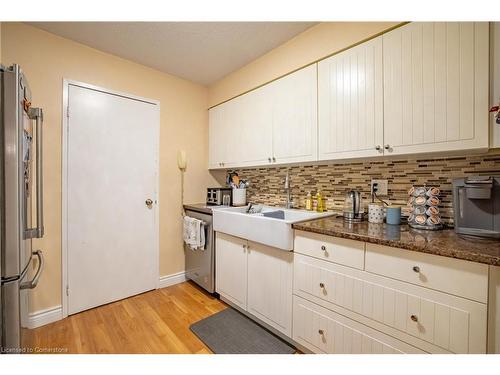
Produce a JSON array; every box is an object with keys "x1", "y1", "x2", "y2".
[{"x1": 66, "y1": 83, "x2": 159, "y2": 315}]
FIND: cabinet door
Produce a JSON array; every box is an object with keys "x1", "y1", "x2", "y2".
[
  {"x1": 215, "y1": 232, "x2": 248, "y2": 310},
  {"x1": 383, "y1": 22, "x2": 489, "y2": 155},
  {"x1": 318, "y1": 36, "x2": 384, "y2": 160},
  {"x1": 208, "y1": 105, "x2": 228, "y2": 169},
  {"x1": 247, "y1": 241, "x2": 293, "y2": 336},
  {"x1": 232, "y1": 86, "x2": 273, "y2": 167},
  {"x1": 271, "y1": 65, "x2": 318, "y2": 164}
]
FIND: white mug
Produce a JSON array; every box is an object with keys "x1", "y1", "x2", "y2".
[{"x1": 368, "y1": 203, "x2": 384, "y2": 224}]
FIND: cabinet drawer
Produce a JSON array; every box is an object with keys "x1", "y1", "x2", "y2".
[
  {"x1": 365, "y1": 243, "x2": 488, "y2": 303},
  {"x1": 294, "y1": 253, "x2": 487, "y2": 353},
  {"x1": 294, "y1": 230, "x2": 365, "y2": 269},
  {"x1": 293, "y1": 296, "x2": 425, "y2": 354}
]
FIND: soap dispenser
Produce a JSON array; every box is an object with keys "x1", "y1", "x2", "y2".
[
  {"x1": 316, "y1": 191, "x2": 324, "y2": 213},
  {"x1": 305, "y1": 191, "x2": 312, "y2": 211}
]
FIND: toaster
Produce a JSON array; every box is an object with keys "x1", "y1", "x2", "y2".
[{"x1": 206, "y1": 187, "x2": 232, "y2": 206}]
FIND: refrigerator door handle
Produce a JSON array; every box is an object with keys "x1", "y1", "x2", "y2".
[
  {"x1": 27, "y1": 107, "x2": 44, "y2": 238},
  {"x1": 20, "y1": 250, "x2": 44, "y2": 290}
]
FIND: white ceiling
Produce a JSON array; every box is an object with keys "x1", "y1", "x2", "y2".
[{"x1": 28, "y1": 22, "x2": 317, "y2": 85}]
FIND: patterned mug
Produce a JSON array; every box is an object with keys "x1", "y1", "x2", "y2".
[{"x1": 368, "y1": 203, "x2": 385, "y2": 224}]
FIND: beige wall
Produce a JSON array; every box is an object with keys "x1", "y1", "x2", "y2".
[
  {"x1": 208, "y1": 22, "x2": 400, "y2": 107},
  {"x1": 2, "y1": 22, "x2": 218, "y2": 313}
]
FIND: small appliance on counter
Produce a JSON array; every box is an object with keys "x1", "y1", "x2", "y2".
[
  {"x1": 453, "y1": 176, "x2": 500, "y2": 238},
  {"x1": 407, "y1": 185, "x2": 443, "y2": 230},
  {"x1": 206, "y1": 187, "x2": 232, "y2": 206},
  {"x1": 343, "y1": 190, "x2": 364, "y2": 222}
]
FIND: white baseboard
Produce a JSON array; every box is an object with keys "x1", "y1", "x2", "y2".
[
  {"x1": 27, "y1": 305, "x2": 63, "y2": 329},
  {"x1": 158, "y1": 271, "x2": 187, "y2": 289}
]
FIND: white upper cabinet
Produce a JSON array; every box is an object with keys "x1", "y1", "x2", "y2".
[
  {"x1": 271, "y1": 64, "x2": 318, "y2": 164},
  {"x1": 209, "y1": 22, "x2": 491, "y2": 169},
  {"x1": 208, "y1": 104, "x2": 228, "y2": 169},
  {"x1": 383, "y1": 22, "x2": 489, "y2": 155},
  {"x1": 318, "y1": 36, "x2": 384, "y2": 160},
  {"x1": 208, "y1": 65, "x2": 317, "y2": 169},
  {"x1": 208, "y1": 87, "x2": 272, "y2": 169}
]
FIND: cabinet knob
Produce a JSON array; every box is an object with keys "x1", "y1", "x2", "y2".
[
  {"x1": 412, "y1": 266, "x2": 420, "y2": 273},
  {"x1": 318, "y1": 329, "x2": 324, "y2": 335},
  {"x1": 319, "y1": 282, "x2": 325, "y2": 288},
  {"x1": 272, "y1": 156, "x2": 276, "y2": 162},
  {"x1": 384, "y1": 144, "x2": 390, "y2": 150},
  {"x1": 375, "y1": 145, "x2": 381, "y2": 151},
  {"x1": 268, "y1": 157, "x2": 272, "y2": 163},
  {"x1": 321, "y1": 245, "x2": 326, "y2": 251},
  {"x1": 410, "y1": 315, "x2": 418, "y2": 322}
]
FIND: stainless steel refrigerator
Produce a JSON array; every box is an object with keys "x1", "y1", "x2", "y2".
[{"x1": 1, "y1": 64, "x2": 45, "y2": 352}]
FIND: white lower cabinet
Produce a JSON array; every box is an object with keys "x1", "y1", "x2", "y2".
[
  {"x1": 293, "y1": 253, "x2": 487, "y2": 353},
  {"x1": 293, "y1": 296, "x2": 425, "y2": 354},
  {"x1": 247, "y1": 241, "x2": 293, "y2": 336},
  {"x1": 215, "y1": 232, "x2": 248, "y2": 310},
  {"x1": 215, "y1": 233, "x2": 294, "y2": 336},
  {"x1": 217, "y1": 230, "x2": 490, "y2": 353},
  {"x1": 292, "y1": 232, "x2": 489, "y2": 354}
]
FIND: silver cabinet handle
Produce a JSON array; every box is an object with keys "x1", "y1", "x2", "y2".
[
  {"x1": 272, "y1": 157, "x2": 276, "y2": 162},
  {"x1": 145, "y1": 199, "x2": 153, "y2": 208},
  {"x1": 384, "y1": 144, "x2": 390, "y2": 150},
  {"x1": 321, "y1": 245, "x2": 326, "y2": 251},
  {"x1": 20, "y1": 250, "x2": 44, "y2": 290},
  {"x1": 268, "y1": 157, "x2": 272, "y2": 163},
  {"x1": 319, "y1": 282, "x2": 325, "y2": 288},
  {"x1": 318, "y1": 329, "x2": 324, "y2": 335},
  {"x1": 410, "y1": 315, "x2": 418, "y2": 322},
  {"x1": 412, "y1": 266, "x2": 420, "y2": 273},
  {"x1": 26, "y1": 107, "x2": 44, "y2": 239},
  {"x1": 375, "y1": 145, "x2": 381, "y2": 151}
]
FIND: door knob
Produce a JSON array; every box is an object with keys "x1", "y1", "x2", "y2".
[{"x1": 145, "y1": 199, "x2": 153, "y2": 208}]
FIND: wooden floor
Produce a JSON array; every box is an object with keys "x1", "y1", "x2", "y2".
[{"x1": 25, "y1": 281, "x2": 228, "y2": 354}]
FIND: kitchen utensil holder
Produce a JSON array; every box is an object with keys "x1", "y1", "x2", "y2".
[{"x1": 232, "y1": 188, "x2": 247, "y2": 206}]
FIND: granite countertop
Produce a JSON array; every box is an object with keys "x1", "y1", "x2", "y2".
[{"x1": 292, "y1": 216, "x2": 500, "y2": 266}]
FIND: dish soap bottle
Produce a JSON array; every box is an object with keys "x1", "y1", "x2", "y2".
[
  {"x1": 316, "y1": 191, "x2": 324, "y2": 213},
  {"x1": 305, "y1": 191, "x2": 312, "y2": 211}
]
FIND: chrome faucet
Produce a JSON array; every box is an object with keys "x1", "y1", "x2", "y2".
[{"x1": 284, "y1": 171, "x2": 294, "y2": 209}]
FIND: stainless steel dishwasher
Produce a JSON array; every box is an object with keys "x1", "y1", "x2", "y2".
[{"x1": 183, "y1": 204, "x2": 215, "y2": 293}]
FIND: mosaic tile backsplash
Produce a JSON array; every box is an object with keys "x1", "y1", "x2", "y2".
[{"x1": 231, "y1": 150, "x2": 500, "y2": 225}]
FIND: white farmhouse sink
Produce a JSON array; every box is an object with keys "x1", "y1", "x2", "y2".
[{"x1": 213, "y1": 205, "x2": 334, "y2": 251}]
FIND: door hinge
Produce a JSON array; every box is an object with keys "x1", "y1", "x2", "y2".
[{"x1": 66, "y1": 285, "x2": 69, "y2": 296}]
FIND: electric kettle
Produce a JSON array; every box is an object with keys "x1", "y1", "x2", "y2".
[{"x1": 343, "y1": 190, "x2": 364, "y2": 222}]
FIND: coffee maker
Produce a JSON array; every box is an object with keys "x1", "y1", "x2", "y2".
[{"x1": 452, "y1": 176, "x2": 500, "y2": 238}]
